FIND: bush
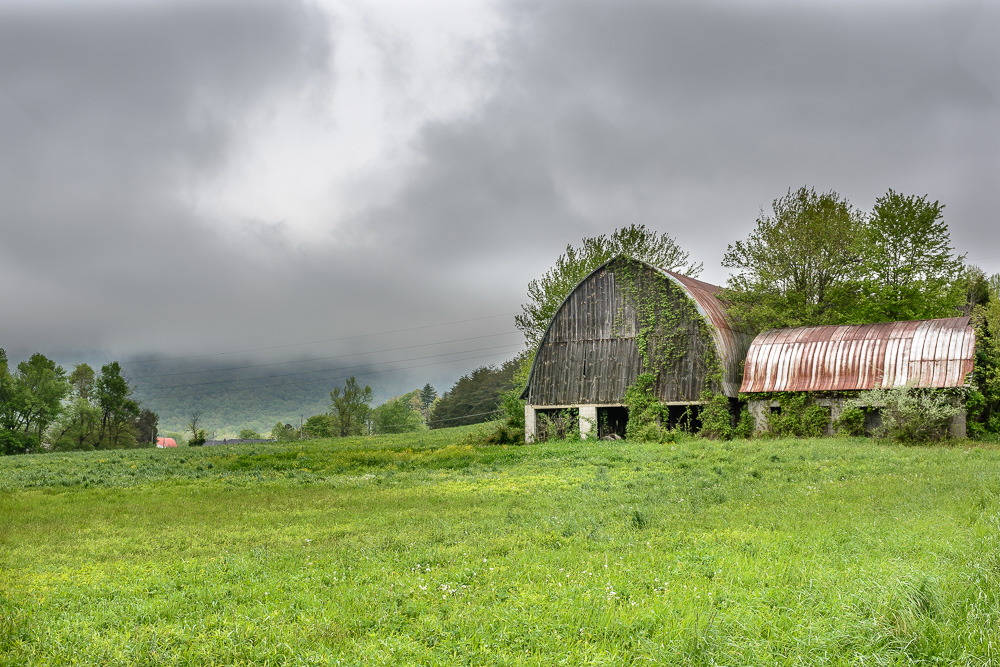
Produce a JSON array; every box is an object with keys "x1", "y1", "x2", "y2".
[
  {"x1": 624, "y1": 373, "x2": 669, "y2": 442},
  {"x1": 802, "y1": 405, "x2": 830, "y2": 438},
  {"x1": 834, "y1": 406, "x2": 866, "y2": 437},
  {"x1": 849, "y1": 384, "x2": 960, "y2": 444},
  {"x1": 761, "y1": 393, "x2": 831, "y2": 438},
  {"x1": 699, "y1": 391, "x2": 732, "y2": 440},
  {"x1": 734, "y1": 407, "x2": 754, "y2": 439}
]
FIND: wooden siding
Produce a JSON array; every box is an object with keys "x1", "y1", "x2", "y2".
[{"x1": 524, "y1": 259, "x2": 718, "y2": 406}]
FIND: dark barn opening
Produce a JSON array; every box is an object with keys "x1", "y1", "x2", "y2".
[
  {"x1": 597, "y1": 407, "x2": 628, "y2": 439},
  {"x1": 666, "y1": 404, "x2": 701, "y2": 432},
  {"x1": 536, "y1": 408, "x2": 579, "y2": 441}
]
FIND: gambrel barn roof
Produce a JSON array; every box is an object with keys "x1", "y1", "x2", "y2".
[
  {"x1": 740, "y1": 316, "x2": 975, "y2": 393},
  {"x1": 521, "y1": 257, "x2": 751, "y2": 404}
]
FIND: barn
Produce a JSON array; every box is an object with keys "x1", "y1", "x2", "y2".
[
  {"x1": 740, "y1": 317, "x2": 976, "y2": 437},
  {"x1": 521, "y1": 256, "x2": 751, "y2": 442}
]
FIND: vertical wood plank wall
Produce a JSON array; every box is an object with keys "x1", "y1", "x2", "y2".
[{"x1": 525, "y1": 259, "x2": 716, "y2": 406}]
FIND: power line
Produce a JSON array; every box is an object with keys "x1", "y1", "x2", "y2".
[
  {"x1": 138, "y1": 342, "x2": 523, "y2": 392},
  {"x1": 138, "y1": 346, "x2": 525, "y2": 401},
  {"x1": 126, "y1": 313, "x2": 519, "y2": 364},
  {"x1": 132, "y1": 331, "x2": 520, "y2": 379}
]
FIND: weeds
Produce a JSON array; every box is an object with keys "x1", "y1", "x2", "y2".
[{"x1": 3, "y1": 432, "x2": 1000, "y2": 664}]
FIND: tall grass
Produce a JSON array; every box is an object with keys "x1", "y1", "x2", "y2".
[{"x1": 3, "y1": 429, "x2": 1000, "y2": 664}]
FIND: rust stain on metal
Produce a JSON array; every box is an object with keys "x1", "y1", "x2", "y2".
[{"x1": 740, "y1": 317, "x2": 975, "y2": 393}]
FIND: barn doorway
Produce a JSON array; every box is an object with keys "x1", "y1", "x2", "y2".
[
  {"x1": 536, "y1": 408, "x2": 579, "y2": 441},
  {"x1": 597, "y1": 407, "x2": 628, "y2": 439},
  {"x1": 666, "y1": 404, "x2": 701, "y2": 432}
]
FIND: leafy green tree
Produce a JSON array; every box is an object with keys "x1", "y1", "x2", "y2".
[
  {"x1": 330, "y1": 377, "x2": 372, "y2": 437},
  {"x1": 68, "y1": 363, "x2": 96, "y2": 401},
  {"x1": 516, "y1": 224, "x2": 702, "y2": 346},
  {"x1": 856, "y1": 190, "x2": 965, "y2": 322},
  {"x1": 17, "y1": 353, "x2": 70, "y2": 445},
  {"x1": 270, "y1": 422, "x2": 298, "y2": 442},
  {"x1": 0, "y1": 349, "x2": 35, "y2": 454},
  {"x1": 96, "y1": 362, "x2": 140, "y2": 448},
  {"x1": 371, "y1": 399, "x2": 423, "y2": 435},
  {"x1": 238, "y1": 428, "x2": 263, "y2": 440},
  {"x1": 303, "y1": 414, "x2": 334, "y2": 439},
  {"x1": 969, "y1": 272, "x2": 1000, "y2": 437},
  {"x1": 722, "y1": 187, "x2": 865, "y2": 333},
  {"x1": 51, "y1": 398, "x2": 102, "y2": 451},
  {"x1": 429, "y1": 359, "x2": 519, "y2": 428}
]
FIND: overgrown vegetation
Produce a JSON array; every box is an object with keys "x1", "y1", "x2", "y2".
[
  {"x1": 848, "y1": 384, "x2": 961, "y2": 444},
  {"x1": 515, "y1": 224, "x2": 702, "y2": 347},
  {"x1": 5, "y1": 432, "x2": 1000, "y2": 664}
]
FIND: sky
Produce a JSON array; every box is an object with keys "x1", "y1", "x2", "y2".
[{"x1": 2, "y1": 0, "x2": 999, "y2": 392}]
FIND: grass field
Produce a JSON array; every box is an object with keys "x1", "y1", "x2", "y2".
[{"x1": 3, "y1": 428, "x2": 1000, "y2": 665}]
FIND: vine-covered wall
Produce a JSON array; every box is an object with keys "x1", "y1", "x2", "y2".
[{"x1": 524, "y1": 257, "x2": 721, "y2": 406}]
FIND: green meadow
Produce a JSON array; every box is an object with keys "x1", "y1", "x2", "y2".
[{"x1": 3, "y1": 428, "x2": 1000, "y2": 665}]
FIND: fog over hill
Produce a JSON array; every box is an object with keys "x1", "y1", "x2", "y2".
[{"x1": 120, "y1": 317, "x2": 525, "y2": 436}]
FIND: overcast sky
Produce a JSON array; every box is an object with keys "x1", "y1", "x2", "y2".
[{"x1": 2, "y1": 0, "x2": 999, "y2": 380}]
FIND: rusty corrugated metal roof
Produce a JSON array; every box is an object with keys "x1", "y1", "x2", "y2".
[
  {"x1": 660, "y1": 270, "x2": 753, "y2": 397},
  {"x1": 740, "y1": 317, "x2": 975, "y2": 393}
]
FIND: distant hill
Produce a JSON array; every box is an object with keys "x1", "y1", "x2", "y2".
[{"x1": 124, "y1": 355, "x2": 488, "y2": 438}]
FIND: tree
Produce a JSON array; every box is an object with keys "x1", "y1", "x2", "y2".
[
  {"x1": 238, "y1": 428, "x2": 263, "y2": 440},
  {"x1": 271, "y1": 422, "x2": 298, "y2": 442},
  {"x1": 371, "y1": 399, "x2": 423, "y2": 435},
  {"x1": 969, "y1": 271, "x2": 1000, "y2": 437},
  {"x1": 96, "y1": 362, "x2": 140, "y2": 448},
  {"x1": 329, "y1": 377, "x2": 372, "y2": 437},
  {"x1": 419, "y1": 384, "x2": 437, "y2": 410},
  {"x1": 68, "y1": 363, "x2": 96, "y2": 401},
  {"x1": 855, "y1": 190, "x2": 965, "y2": 322},
  {"x1": 134, "y1": 408, "x2": 159, "y2": 445},
  {"x1": 187, "y1": 410, "x2": 205, "y2": 446},
  {"x1": 721, "y1": 187, "x2": 866, "y2": 333},
  {"x1": 0, "y1": 349, "x2": 35, "y2": 454},
  {"x1": 15, "y1": 353, "x2": 71, "y2": 446},
  {"x1": 429, "y1": 359, "x2": 519, "y2": 428},
  {"x1": 516, "y1": 224, "x2": 702, "y2": 346},
  {"x1": 51, "y1": 398, "x2": 102, "y2": 451},
  {"x1": 722, "y1": 187, "x2": 968, "y2": 334},
  {"x1": 303, "y1": 414, "x2": 334, "y2": 439}
]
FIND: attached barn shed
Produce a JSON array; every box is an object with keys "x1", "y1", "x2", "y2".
[
  {"x1": 741, "y1": 317, "x2": 976, "y2": 436},
  {"x1": 521, "y1": 256, "x2": 751, "y2": 442}
]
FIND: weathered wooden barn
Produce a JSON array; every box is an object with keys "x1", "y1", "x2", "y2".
[
  {"x1": 521, "y1": 256, "x2": 751, "y2": 442},
  {"x1": 740, "y1": 317, "x2": 976, "y2": 437}
]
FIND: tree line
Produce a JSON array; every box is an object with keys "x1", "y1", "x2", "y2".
[{"x1": 0, "y1": 351, "x2": 156, "y2": 454}]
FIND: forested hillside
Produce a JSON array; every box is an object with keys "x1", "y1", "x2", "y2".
[{"x1": 124, "y1": 356, "x2": 470, "y2": 437}]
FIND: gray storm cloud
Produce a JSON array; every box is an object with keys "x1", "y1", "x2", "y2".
[{"x1": 2, "y1": 0, "x2": 998, "y2": 368}]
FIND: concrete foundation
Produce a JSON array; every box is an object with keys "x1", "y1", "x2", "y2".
[
  {"x1": 525, "y1": 405, "x2": 537, "y2": 444},
  {"x1": 579, "y1": 406, "x2": 597, "y2": 440},
  {"x1": 747, "y1": 394, "x2": 967, "y2": 439}
]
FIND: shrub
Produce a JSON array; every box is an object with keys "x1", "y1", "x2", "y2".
[
  {"x1": 849, "y1": 384, "x2": 960, "y2": 444},
  {"x1": 699, "y1": 391, "x2": 732, "y2": 440},
  {"x1": 834, "y1": 406, "x2": 866, "y2": 437},
  {"x1": 733, "y1": 407, "x2": 754, "y2": 439},
  {"x1": 760, "y1": 393, "x2": 832, "y2": 438},
  {"x1": 802, "y1": 405, "x2": 830, "y2": 438},
  {"x1": 624, "y1": 373, "x2": 669, "y2": 442}
]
